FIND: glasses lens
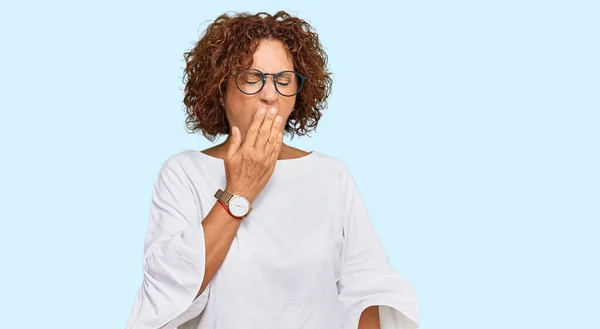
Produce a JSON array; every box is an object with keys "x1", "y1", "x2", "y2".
[
  {"x1": 275, "y1": 71, "x2": 302, "y2": 96},
  {"x1": 235, "y1": 69, "x2": 263, "y2": 94},
  {"x1": 235, "y1": 69, "x2": 304, "y2": 96}
]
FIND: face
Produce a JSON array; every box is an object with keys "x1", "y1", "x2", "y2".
[{"x1": 223, "y1": 39, "x2": 297, "y2": 139}]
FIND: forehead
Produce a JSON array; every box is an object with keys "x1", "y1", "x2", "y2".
[{"x1": 251, "y1": 39, "x2": 294, "y2": 72}]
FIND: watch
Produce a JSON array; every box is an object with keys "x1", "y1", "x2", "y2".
[{"x1": 214, "y1": 189, "x2": 252, "y2": 219}]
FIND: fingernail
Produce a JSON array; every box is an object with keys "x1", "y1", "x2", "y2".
[
  {"x1": 259, "y1": 108, "x2": 266, "y2": 114},
  {"x1": 275, "y1": 116, "x2": 282, "y2": 123},
  {"x1": 269, "y1": 107, "x2": 277, "y2": 114}
]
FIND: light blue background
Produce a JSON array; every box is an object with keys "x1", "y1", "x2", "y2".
[{"x1": 0, "y1": 0, "x2": 598, "y2": 328}]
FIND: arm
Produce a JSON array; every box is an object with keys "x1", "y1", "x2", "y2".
[
  {"x1": 198, "y1": 197, "x2": 243, "y2": 296},
  {"x1": 127, "y1": 107, "x2": 283, "y2": 329},
  {"x1": 125, "y1": 156, "x2": 242, "y2": 329},
  {"x1": 359, "y1": 306, "x2": 381, "y2": 329},
  {"x1": 337, "y1": 165, "x2": 420, "y2": 329}
]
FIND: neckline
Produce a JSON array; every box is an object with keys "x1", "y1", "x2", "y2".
[{"x1": 194, "y1": 149, "x2": 317, "y2": 165}]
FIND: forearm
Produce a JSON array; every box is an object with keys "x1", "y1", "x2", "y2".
[
  {"x1": 358, "y1": 306, "x2": 380, "y2": 329},
  {"x1": 196, "y1": 201, "x2": 243, "y2": 297}
]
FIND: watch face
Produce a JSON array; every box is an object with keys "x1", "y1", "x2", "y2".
[{"x1": 228, "y1": 195, "x2": 250, "y2": 217}]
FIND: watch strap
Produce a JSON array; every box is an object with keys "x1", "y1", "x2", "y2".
[
  {"x1": 216, "y1": 199, "x2": 236, "y2": 218},
  {"x1": 214, "y1": 189, "x2": 233, "y2": 205}
]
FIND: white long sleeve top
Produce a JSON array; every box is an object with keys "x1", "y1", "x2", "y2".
[{"x1": 125, "y1": 149, "x2": 419, "y2": 329}]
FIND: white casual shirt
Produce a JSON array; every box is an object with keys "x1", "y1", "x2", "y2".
[{"x1": 125, "y1": 150, "x2": 419, "y2": 329}]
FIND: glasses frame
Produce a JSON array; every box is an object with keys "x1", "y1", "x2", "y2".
[{"x1": 234, "y1": 68, "x2": 307, "y2": 97}]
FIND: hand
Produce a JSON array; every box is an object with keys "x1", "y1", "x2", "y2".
[{"x1": 224, "y1": 107, "x2": 284, "y2": 203}]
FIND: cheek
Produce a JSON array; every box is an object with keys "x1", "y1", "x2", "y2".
[
  {"x1": 226, "y1": 105, "x2": 254, "y2": 127},
  {"x1": 225, "y1": 96, "x2": 254, "y2": 122},
  {"x1": 279, "y1": 99, "x2": 296, "y2": 121}
]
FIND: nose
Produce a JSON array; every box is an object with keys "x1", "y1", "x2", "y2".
[{"x1": 259, "y1": 76, "x2": 278, "y2": 106}]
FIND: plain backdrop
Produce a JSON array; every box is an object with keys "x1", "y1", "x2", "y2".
[{"x1": 0, "y1": 1, "x2": 598, "y2": 328}]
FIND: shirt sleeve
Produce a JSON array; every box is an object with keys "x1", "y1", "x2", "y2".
[
  {"x1": 125, "y1": 156, "x2": 210, "y2": 329},
  {"x1": 337, "y1": 165, "x2": 420, "y2": 329}
]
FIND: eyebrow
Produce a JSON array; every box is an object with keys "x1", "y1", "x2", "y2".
[{"x1": 251, "y1": 67, "x2": 294, "y2": 73}]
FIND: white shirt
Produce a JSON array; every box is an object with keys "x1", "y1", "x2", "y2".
[{"x1": 125, "y1": 150, "x2": 419, "y2": 329}]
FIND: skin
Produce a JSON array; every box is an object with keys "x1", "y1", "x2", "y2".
[
  {"x1": 202, "y1": 38, "x2": 309, "y2": 161},
  {"x1": 358, "y1": 306, "x2": 381, "y2": 329},
  {"x1": 195, "y1": 39, "x2": 380, "y2": 329}
]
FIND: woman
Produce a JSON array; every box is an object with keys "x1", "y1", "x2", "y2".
[{"x1": 125, "y1": 11, "x2": 419, "y2": 329}]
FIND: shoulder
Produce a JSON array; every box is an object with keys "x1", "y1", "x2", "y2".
[
  {"x1": 310, "y1": 151, "x2": 364, "y2": 196},
  {"x1": 307, "y1": 150, "x2": 354, "y2": 181},
  {"x1": 159, "y1": 149, "x2": 198, "y2": 168},
  {"x1": 155, "y1": 149, "x2": 214, "y2": 178},
  {"x1": 307, "y1": 152, "x2": 362, "y2": 213}
]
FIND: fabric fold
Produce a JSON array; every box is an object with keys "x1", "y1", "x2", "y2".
[
  {"x1": 125, "y1": 156, "x2": 210, "y2": 329},
  {"x1": 337, "y1": 164, "x2": 420, "y2": 329}
]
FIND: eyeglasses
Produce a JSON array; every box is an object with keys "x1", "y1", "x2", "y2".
[{"x1": 234, "y1": 68, "x2": 307, "y2": 97}]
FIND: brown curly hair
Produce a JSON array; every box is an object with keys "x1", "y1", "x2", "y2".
[{"x1": 182, "y1": 11, "x2": 333, "y2": 141}]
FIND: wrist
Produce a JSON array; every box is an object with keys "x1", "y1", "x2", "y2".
[
  {"x1": 215, "y1": 187, "x2": 254, "y2": 219},
  {"x1": 216, "y1": 199, "x2": 238, "y2": 219},
  {"x1": 224, "y1": 185, "x2": 255, "y2": 203}
]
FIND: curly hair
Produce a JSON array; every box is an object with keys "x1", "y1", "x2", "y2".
[{"x1": 182, "y1": 11, "x2": 333, "y2": 141}]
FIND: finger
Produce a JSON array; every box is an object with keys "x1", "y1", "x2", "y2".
[
  {"x1": 270, "y1": 131, "x2": 284, "y2": 163},
  {"x1": 254, "y1": 107, "x2": 278, "y2": 150},
  {"x1": 264, "y1": 115, "x2": 283, "y2": 153},
  {"x1": 242, "y1": 108, "x2": 267, "y2": 150},
  {"x1": 227, "y1": 126, "x2": 242, "y2": 157}
]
